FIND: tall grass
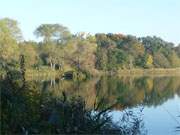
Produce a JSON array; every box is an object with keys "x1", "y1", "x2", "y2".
[{"x1": 118, "y1": 68, "x2": 180, "y2": 76}]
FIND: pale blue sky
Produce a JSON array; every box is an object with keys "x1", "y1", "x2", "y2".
[{"x1": 0, "y1": 0, "x2": 180, "y2": 45}]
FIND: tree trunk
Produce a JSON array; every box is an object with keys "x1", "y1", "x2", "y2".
[
  {"x1": 58, "y1": 64, "x2": 61, "y2": 70},
  {"x1": 53, "y1": 64, "x2": 56, "y2": 70},
  {"x1": 50, "y1": 62, "x2": 53, "y2": 69}
]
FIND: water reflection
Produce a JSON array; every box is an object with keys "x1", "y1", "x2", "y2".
[
  {"x1": 1, "y1": 76, "x2": 146, "y2": 134},
  {"x1": 32, "y1": 76, "x2": 180, "y2": 109},
  {"x1": 1, "y1": 75, "x2": 180, "y2": 134}
]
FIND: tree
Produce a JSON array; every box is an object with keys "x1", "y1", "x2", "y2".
[
  {"x1": 139, "y1": 36, "x2": 174, "y2": 54},
  {"x1": 115, "y1": 49, "x2": 129, "y2": 68},
  {"x1": 0, "y1": 18, "x2": 22, "y2": 41},
  {"x1": 95, "y1": 33, "x2": 116, "y2": 71},
  {"x1": 19, "y1": 42, "x2": 40, "y2": 67},
  {"x1": 121, "y1": 35, "x2": 145, "y2": 57},
  {"x1": 167, "y1": 51, "x2": 180, "y2": 67},
  {"x1": 0, "y1": 18, "x2": 22, "y2": 65},
  {"x1": 95, "y1": 47, "x2": 108, "y2": 70},
  {"x1": 34, "y1": 24, "x2": 72, "y2": 70},
  {"x1": 63, "y1": 38, "x2": 97, "y2": 74},
  {"x1": 145, "y1": 54, "x2": 153, "y2": 68},
  {"x1": 175, "y1": 44, "x2": 180, "y2": 57},
  {"x1": 34, "y1": 24, "x2": 71, "y2": 43},
  {"x1": 153, "y1": 52, "x2": 170, "y2": 68},
  {"x1": 39, "y1": 43, "x2": 57, "y2": 69},
  {"x1": 107, "y1": 49, "x2": 118, "y2": 71}
]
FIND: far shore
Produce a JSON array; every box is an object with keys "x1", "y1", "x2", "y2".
[
  {"x1": 25, "y1": 67, "x2": 180, "y2": 79},
  {"x1": 1, "y1": 68, "x2": 180, "y2": 80},
  {"x1": 117, "y1": 68, "x2": 180, "y2": 76}
]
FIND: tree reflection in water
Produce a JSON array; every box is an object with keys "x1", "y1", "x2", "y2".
[
  {"x1": 1, "y1": 73, "x2": 146, "y2": 135},
  {"x1": 36, "y1": 75, "x2": 180, "y2": 110}
]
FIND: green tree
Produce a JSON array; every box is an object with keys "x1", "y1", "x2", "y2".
[
  {"x1": 63, "y1": 38, "x2": 97, "y2": 74},
  {"x1": 39, "y1": 43, "x2": 57, "y2": 69},
  {"x1": 167, "y1": 51, "x2": 180, "y2": 67},
  {"x1": 153, "y1": 52, "x2": 170, "y2": 68},
  {"x1": 19, "y1": 42, "x2": 40, "y2": 67},
  {"x1": 0, "y1": 18, "x2": 22, "y2": 41},
  {"x1": 0, "y1": 18, "x2": 22, "y2": 66},
  {"x1": 95, "y1": 47, "x2": 108, "y2": 70},
  {"x1": 34, "y1": 24, "x2": 71, "y2": 43},
  {"x1": 175, "y1": 44, "x2": 180, "y2": 57},
  {"x1": 95, "y1": 33, "x2": 116, "y2": 71}
]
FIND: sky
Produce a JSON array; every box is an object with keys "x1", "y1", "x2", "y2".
[{"x1": 0, "y1": 0, "x2": 180, "y2": 45}]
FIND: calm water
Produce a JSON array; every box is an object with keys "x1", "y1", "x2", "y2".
[{"x1": 2, "y1": 76, "x2": 180, "y2": 134}]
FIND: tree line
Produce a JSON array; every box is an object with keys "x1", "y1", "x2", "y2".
[{"x1": 0, "y1": 18, "x2": 180, "y2": 76}]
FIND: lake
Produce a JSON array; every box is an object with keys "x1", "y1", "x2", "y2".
[{"x1": 1, "y1": 75, "x2": 180, "y2": 134}]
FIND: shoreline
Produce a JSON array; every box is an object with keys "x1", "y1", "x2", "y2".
[
  {"x1": 117, "y1": 68, "x2": 180, "y2": 76},
  {"x1": 1, "y1": 68, "x2": 180, "y2": 80}
]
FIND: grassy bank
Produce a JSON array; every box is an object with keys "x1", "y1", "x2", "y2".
[
  {"x1": 118, "y1": 68, "x2": 180, "y2": 76},
  {"x1": 25, "y1": 68, "x2": 61, "y2": 80},
  {"x1": 1, "y1": 67, "x2": 180, "y2": 80}
]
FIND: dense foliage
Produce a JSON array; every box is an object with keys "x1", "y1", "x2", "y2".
[{"x1": 1, "y1": 18, "x2": 180, "y2": 76}]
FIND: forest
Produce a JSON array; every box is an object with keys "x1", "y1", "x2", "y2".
[{"x1": 1, "y1": 18, "x2": 180, "y2": 77}]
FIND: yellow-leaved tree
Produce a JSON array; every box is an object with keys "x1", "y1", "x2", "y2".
[{"x1": 145, "y1": 54, "x2": 153, "y2": 68}]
